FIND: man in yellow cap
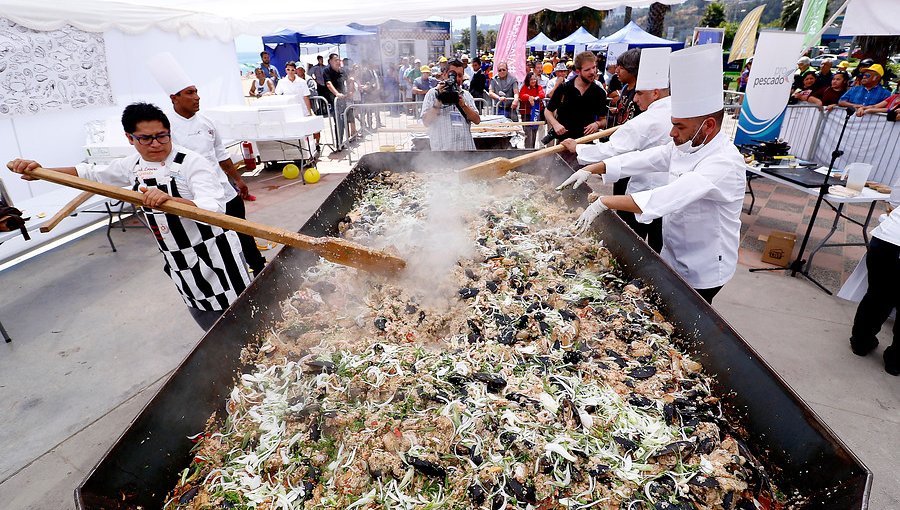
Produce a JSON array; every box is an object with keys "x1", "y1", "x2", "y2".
[
  {"x1": 412, "y1": 65, "x2": 438, "y2": 102},
  {"x1": 438, "y1": 56, "x2": 450, "y2": 80},
  {"x1": 839, "y1": 63, "x2": 891, "y2": 108}
]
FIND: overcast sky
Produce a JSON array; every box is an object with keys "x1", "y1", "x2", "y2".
[{"x1": 234, "y1": 15, "x2": 504, "y2": 52}]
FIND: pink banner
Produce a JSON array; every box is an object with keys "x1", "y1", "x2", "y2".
[{"x1": 493, "y1": 14, "x2": 528, "y2": 84}]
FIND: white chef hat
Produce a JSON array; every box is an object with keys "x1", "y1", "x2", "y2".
[
  {"x1": 147, "y1": 52, "x2": 194, "y2": 96},
  {"x1": 670, "y1": 44, "x2": 723, "y2": 118},
  {"x1": 635, "y1": 47, "x2": 671, "y2": 91}
]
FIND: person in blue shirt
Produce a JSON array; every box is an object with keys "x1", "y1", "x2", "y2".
[
  {"x1": 839, "y1": 63, "x2": 890, "y2": 108},
  {"x1": 259, "y1": 51, "x2": 280, "y2": 86}
]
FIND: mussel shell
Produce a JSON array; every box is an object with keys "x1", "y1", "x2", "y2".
[
  {"x1": 178, "y1": 486, "x2": 199, "y2": 505},
  {"x1": 613, "y1": 436, "x2": 638, "y2": 453},
  {"x1": 407, "y1": 456, "x2": 446, "y2": 478},
  {"x1": 629, "y1": 365, "x2": 657, "y2": 379},
  {"x1": 628, "y1": 394, "x2": 654, "y2": 408},
  {"x1": 468, "y1": 483, "x2": 486, "y2": 505},
  {"x1": 473, "y1": 372, "x2": 507, "y2": 392},
  {"x1": 688, "y1": 473, "x2": 720, "y2": 489}
]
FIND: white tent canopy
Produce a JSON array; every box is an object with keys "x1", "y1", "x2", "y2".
[{"x1": 0, "y1": 0, "x2": 686, "y2": 41}]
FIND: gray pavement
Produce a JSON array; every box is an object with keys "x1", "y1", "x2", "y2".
[{"x1": 0, "y1": 164, "x2": 897, "y2": 509}]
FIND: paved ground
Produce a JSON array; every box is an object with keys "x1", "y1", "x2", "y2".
[{"x1": 0, "y1": 156, "x2": 897, "y2": 509}]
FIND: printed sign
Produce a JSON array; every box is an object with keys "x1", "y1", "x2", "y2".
[
  {"x1": 734, "y1": 30, "x2": 806, "y2": 145},
  {"x1": 493, "y1": 14, "x2": 528, "y2": 84}
]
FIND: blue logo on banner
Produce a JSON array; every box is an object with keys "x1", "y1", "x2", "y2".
[{"x1": 734, "y1": 101, "x2": 787, "y2": 145}]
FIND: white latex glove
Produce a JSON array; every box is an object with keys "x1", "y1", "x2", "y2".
[
  {"x1": 574, "y1": 197, "x2": 609, "y2": 234},
  {"x1": 555, "y1": 169, "x2": 591, "y2": 191}
]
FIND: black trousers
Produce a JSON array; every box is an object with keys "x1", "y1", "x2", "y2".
[
  {"x1": 695, "y1": 286, "x2": 723, "y2": 304},
  {"x1": 851, "y1": 237, "x2": 900, "y2": 347},
  {"x1": 620, "y1": 212, "x2": 663, "y2": 254},
  {"x1": 188, "y1": 307, "x2": 224, "y2": 331},
  {"x1": 225, "y1": 195, "x2": 266, "y2": 273}
]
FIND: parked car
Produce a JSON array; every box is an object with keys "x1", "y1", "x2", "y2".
[{"x1": 810, "y1": 53, "x2": 847, "y2": 67}]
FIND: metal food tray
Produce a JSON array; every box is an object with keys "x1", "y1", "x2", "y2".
[{"x1": 76, "y1": 150, "x2": 871, "y2": 509}]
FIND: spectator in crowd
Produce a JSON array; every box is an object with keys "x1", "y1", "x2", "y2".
[
  {"x1": 546, "y1": 63, "x2": 568, "y2": 98},
  {"x1": 518, "y1": 71, "x2": 545, "y2": 148},
  {"x1": 294, "y1": 64, "x2": 323, "y2": 150},
  {"x1": 489, "y1": 62, "x2": 520, "y2": 120},
  {"x1": 791, "y1": 70, "x2": 819, "y2": 104},
  {"x1": 855, "y1": 90, "x2": 900, "y2": 116},
  {"x1": 462, "y1": 55, "x2": 474, "y2": 80},
  {"x1": 810, "y1": 71, "x2": 850, "y2": 109},
  {"x1": 259, "y1": 51, "x2": 280, "y2": 86},
  {"x1": 412, "y1": 65, "x2": 438, "y2": 102},
  {"x1": 540, "y1": 62, "x2": 553, "y2": 89},
  {"x1": 815, "y1": 59, "x2": 834, "y2": 90},
  {"x1": 405, "y1": 59, "x2": 422, "y2": 110},
  {"x1": 544, "y1": 51, "x2": 608, "y2": 145},
  {"x1": 276, "y1": 62, "x2": 321, "y2": 146},
  {"x1": 346, "y1": 64, "x2": 360, "y2": 140},
  {"x1": 793, "y1": 56, "x2": 812, "y2": 90},
  {"x1": 839, "y1": 63, "x2": 892, "y2": 108},
  {"x1": 323, "y1": 53, "x2": 349, "y2": 146},
  {"x1": 611, "y1": 48, "x2": 641, "y2": 128},
  {"x1": 737, "y1": 59, "x2": 752, "y2": 93},
  {"x1": 358, "y1": 62, "x2": 382, "y2": 129},
  {"x1": 466, "y1": 57, "x2": 488, "y2": 112},
  {"x1": 421, "y1": 58, "x2": 481, "y2": 151},
  {"x1": 311, "y1": 55, "x2": 328, "y2": 113},
  {"x1": 398, "y1": 57, "x2": 411, "y2": 102},
  {"x1": 249, "y1": 68, "x2": 274, "y2": 97},
  {"x1": 438, "y1": 56, "x2": 450, "y2": 79}
]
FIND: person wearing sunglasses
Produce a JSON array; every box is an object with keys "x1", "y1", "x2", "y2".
[
  {"x1": 838, "y1": 63, "x2": 891, "y2": 109},
  {"x1": 6, "y1": 103, "x2": 250, "y2": 331}
]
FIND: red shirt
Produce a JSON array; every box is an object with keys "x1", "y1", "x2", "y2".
[
  {"x1": 518, "y1": 84, "x2": 545, "y2": 117},
  {"x1": 812, "y1": 85, "x2": 845, "y2": 106}
]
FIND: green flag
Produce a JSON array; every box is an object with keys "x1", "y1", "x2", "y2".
[{"x1": 797, "y1": 0, "x2": 828, "y2": 48}]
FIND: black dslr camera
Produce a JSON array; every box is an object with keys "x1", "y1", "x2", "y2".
[
  {"x1": 540, "y1": 127, "x2": 559, "y2": 145},
  {"x1": 437, "y1": 70, "x2": 460, "y2": 105}
]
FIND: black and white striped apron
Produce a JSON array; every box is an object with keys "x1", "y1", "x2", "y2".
[{"x1": 133, "y1": 153, "x2": 250, "y2": 311}]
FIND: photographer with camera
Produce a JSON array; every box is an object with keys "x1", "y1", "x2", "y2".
[
  {"x1": 421, "y1": 59, "x2": 481, "y2": 151},
  {"x1": 543, "y1": 51, "x2": 608, "y2": 145}
]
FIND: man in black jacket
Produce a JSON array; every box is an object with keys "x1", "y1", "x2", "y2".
[{"x1": 467, "y1": 57, "x2": 488, "y2": 113}]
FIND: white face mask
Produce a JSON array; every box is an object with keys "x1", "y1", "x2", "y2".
[{"x1": 674, "y1": 121, "x2": 710, "y2": 154}]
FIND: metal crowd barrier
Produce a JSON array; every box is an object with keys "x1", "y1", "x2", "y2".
[{"x1": 339, "y1": 99, "x2": 494, "y2": 164}]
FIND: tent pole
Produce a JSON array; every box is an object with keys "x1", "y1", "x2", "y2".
[{"x1": 470, "y1": 16, "x2": 477, "y2": 56}]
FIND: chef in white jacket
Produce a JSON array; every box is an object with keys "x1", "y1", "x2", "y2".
[
  {"x1": 563, "y1": 44, "x2": 746, "y2": 304},
  {"x1": 557, "y1": 47, "x2": 673, "y2": 253},
  {"x1": 148, "y1": 52, "x2": 267, "y2": 275},
  {"x1": 848, "y1": 187, "x2": 900, "y2": 375}
]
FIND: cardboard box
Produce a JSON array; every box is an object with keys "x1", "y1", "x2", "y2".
[{"x1": 759, "y1": 231, "x2": 797, "y2": 267}]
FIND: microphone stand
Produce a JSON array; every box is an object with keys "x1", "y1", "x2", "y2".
[{"x1": 749, "y1": 106, "x2": 855, "y2": 294}]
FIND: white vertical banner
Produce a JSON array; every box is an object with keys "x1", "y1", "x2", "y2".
[
  {"x1": 735, "y1": 30, "x2": 806, "y2": 145},
  {"x1": 606, "y1": 42, "x2": 630, "y2": 65},
  {"x1": 841, "y1": 0, "x2": 900, "y2": 35}
]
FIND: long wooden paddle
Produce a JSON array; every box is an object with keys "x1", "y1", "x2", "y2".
[
  {"x1": 39, "y1": 191, "x2": 93, "y2": 233},
  {"x1": 23, "y1": 168, "x2": 406, "y2": 275},
  {"x1": 457, "y1": 125, "x2": 620, "y2": 181}
]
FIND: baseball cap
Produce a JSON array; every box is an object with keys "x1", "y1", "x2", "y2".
[
  {"x1": 420, "y1": 65, "x2": 430, "y2": 73},
  {"x1": 863, "y1": 63, "x2": 884, "y2": 77},
  {"x1": 414, "y1": 58, "x2": 421, "y2": 63},
  {"x1": 837, "y1": 61, "x2": 850, "y2": 69},
  {"x1": 439, "y1": 56, "x2": 448, "y2": 63}
]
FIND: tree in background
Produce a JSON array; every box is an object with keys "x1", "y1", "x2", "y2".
[
  {"x1": 485, "y1": 30, "x2": 498, "y2": 52},
  {"x1": 700, "y1": 2, "x2": 726, "y2": 28},
  {"x1": 858, "y1": 37, "x2": 900, "y2": 66},
  {"x1": 624, "y1": 7, "x2": 633, "y2": 26},
  {"x1": 646, "y1": 2, "x2": 671, "y2": 37},
  {"x1": 456, "y1": 28, "x2": 485, "y2": 52},
  {"x1": 527, "y1": 8, "x2": 605, "y2": 40}
]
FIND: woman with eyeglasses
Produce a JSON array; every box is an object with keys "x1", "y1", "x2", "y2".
[{"x1": 6, "y1": 103, "x2": 250, "y2": 330}]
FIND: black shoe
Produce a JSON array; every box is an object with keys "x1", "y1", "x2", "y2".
[
  {"x1": 850, "y1": 336, "x2": 879, "y2": 356},
  {"x1": 885, "y1": 346, "x2": 900, "y2": 376}
]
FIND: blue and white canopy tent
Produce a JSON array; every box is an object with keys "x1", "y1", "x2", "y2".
[
  {"x1": 526, "y1": 32, "x2": 558, "y2": 51},
  {"x1": 588, "y1": 21, "x2": 684, "y2": 51},
  {"x1": 554, "y1": 26, "x2": 601, "y2": 54},
  {"x1": 261, "y1": 26, "x2": 376, "y2": 73}
]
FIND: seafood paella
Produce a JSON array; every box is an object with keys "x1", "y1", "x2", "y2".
[{"x1": 167, "y1": 171, "x2": 790, "y2": 509}]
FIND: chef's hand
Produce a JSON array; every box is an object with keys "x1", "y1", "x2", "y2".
[
  {"x1": 139, "y1": 186, "x2": 171, "y2": 208},
  {"x1": 574, "y1": 197, "x2": 609, "y2": 234},
  {"x1": 560, "y1": 139, "x2": 578, "y2": 153},
  {"x1": 556, "y1": 169, "x2": 592, "y2": 191},
  {"x1": 6, "y1": 159, "x2": 41, "y2": 181},
  {"x1": 234, "y1": 178, "x2": 250, "y2": 199}
]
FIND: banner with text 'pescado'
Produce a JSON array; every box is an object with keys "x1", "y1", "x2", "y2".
[
  {"x1": 493, "y1": 14, "x2": 528, "y2": 84},
  {"x1": 734, "y1": 30, "x2": 806, "y2": 145}
]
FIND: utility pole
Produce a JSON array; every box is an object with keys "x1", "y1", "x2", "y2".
[{"x1": 470, "y1": 16, "x2": 477, "y2": 56}]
